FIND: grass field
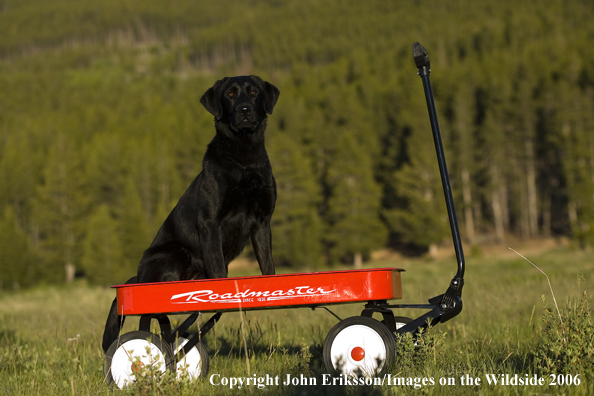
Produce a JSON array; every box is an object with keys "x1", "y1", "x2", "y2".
[{"x1": 0, "y1": 242, "x2": 592, "y2": 395}]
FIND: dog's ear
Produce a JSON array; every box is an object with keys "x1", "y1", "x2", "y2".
[
  {"x1": 250, "y1": 75, "x2": 280, "y2": 115},
  {"x1": 200, "y1": 78, "x2": 228, "y2": 120}
]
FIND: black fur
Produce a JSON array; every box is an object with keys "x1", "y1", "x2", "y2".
[{"x1": 102, "y1": 75, "x2": 279, "y2": 352}]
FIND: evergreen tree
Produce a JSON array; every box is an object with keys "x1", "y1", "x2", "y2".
[
  {"x1": 34, "y1": 133, "x2": 89, "y2": 283},
  {"x1": 84, "y1": 133, "x2": 127, "y2": 209},
  {"x1": 558, "y1": 82, "x2": 594, "y2": 247},
  {"x1": 268, "y1": 132, "x2": 323, "y2": 269},
  {"x1": 0, "y1": 136, "x2": 36, "y2": 228},
  {"x1": 384, "y1": 126, "x2": 450, "y2": 255},
  {"x1": 117, "y1": 177, "x2": 152, "y2": 277},
  {"x1": 81, "y1": 205, "x2": 125, "y2": 286},
  {"x1": 478, "y1": 61, "x2": 515, "y2": 242},
  {"x1": 325, "y1": 133, "x2": 387, "y2": 266},
  {"x1": 449, "y1": 76, "x2": 478, "y2": 244},
  {"x1": 0, "y1": 207, "x2": 37, "y2": 290}
]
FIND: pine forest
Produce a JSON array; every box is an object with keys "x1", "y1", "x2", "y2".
[{"x1": 1, "y1": 0, "x2": 594, "y2": 288}]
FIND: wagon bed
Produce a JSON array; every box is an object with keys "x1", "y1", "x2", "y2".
[{"x1": 114, "y1": 268, "x2": 404, "y2": 316}]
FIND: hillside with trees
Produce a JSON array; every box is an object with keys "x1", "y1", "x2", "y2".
[{"x1": 1, "y1": 0, "x2": 593, "y2": 288}]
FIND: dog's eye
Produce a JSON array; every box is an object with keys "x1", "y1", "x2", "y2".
[
  {"x1": 250, "y1": 90, "x2": 257, "y2": 95},
  {"x1": 227, "y1": 92, "x2": 234, "y2": 97}
]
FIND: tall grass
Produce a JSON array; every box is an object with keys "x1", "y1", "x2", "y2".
[{"x1": 0, "y1": 245, "x2": 592, "y2": 395}]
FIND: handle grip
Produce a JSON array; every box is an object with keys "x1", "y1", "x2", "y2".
[{"x1": 412, "y1": 42, "x2": 430, "y2": 75}]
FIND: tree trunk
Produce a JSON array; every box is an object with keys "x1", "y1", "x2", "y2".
[
  {"x1": 490, "y1": 164, "x2": 506, "y2": 242},
  {"x1": 519, "y1": 173, "x2": 530, "y2": 239},
  {"x1": 354, "y1": 252, "x2": 363, "y2": 269},
  {"x1": 568, "y1": 200, "x2": 578, "y2": 236},
  {"x1": 525, "y1": 139, "x2": 539, "y2": 237},
  {"x1": 500, "y1": 184, "x2": 510, "y2": 232},
  {"x1": 492, "y1": 189, "x2": 505, "y2": 243},
  {"x1": 428, "y1": 243, "x2": 439, "y2": 258},
  {"x1": 65, "y1": 263, "x2": 75, "y2": 283},
  {"x1": 461, "y1": 168, "x2": 475, "y2": 244},
  {"x1": 541, "y1": 189, "x2": 551, "y2": 237},
  {"x1": 590, "y1": 137, "x2": 594, "y2": 205}
]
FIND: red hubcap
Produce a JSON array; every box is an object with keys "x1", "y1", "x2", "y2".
[
  {"x1": 131, "y1": 360, "x2": 145, "y2": 373},
  {"x1": 350, "y1": 346, "x2": 365, "y2": 361}
]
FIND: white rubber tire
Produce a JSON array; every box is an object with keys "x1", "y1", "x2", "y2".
[
  {"x1": 323, "y1": 316, "x2": 395, "y2": 376},
  {"x1": 104, "y1": 331, "x2": 173, "y2": 389},
  {"x1": 172, "y1": 337, "x2": 209, "y2": 380}
]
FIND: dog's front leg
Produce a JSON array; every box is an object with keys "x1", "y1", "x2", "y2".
[
  {"x1": 198, "y1": 219, "x2": 228, "y2": 278},
  {"x1": 251, "y1": 221, "x2": 275, "y2": 275}
]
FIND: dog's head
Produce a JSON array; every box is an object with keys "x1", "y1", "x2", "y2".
[{"x1": 200, "y1": 76, "x2": 280, "y2": 136}]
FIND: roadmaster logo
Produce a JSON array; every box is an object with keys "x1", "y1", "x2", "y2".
[{"x1": 171, "y1": 286, "x2": 337, "y2": 304}]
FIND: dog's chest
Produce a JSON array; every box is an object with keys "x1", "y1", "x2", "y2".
[{"x1": 223, "y1": 170, "x2": 275, "y2": 218}]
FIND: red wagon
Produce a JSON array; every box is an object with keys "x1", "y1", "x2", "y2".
[
  {"x1": 105, "y1": 268, "x2": 413, "y2": 387},
  {"x1": 103, "y1": 42, "x2": 466, "y2": 388}
]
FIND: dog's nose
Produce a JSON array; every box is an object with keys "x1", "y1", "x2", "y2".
[{"x1": 238, "y1": 104, "x2": 252, "y2": 118}]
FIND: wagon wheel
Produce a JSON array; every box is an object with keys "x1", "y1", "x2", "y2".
[
  {"x1": 323, "y1": 316, "x2": 396, "y2": 376},
  {"x1": 172, "y1": 337, "x2": 209, "y2": 380},
  {"x1": 104, "y1": 331, "x2": 174, "y2": 389}
]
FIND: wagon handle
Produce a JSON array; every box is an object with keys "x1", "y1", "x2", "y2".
[{"x1": 413, "y1": 42, "x2": 464, "y2": 322}]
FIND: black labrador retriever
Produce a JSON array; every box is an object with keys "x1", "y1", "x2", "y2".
[{"x1": 102, "y1": 75, "x2": 279, "y2": 352}]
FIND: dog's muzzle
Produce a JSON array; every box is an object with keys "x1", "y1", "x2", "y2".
[{"x1": 234, "y1": 104, "x2": 256, "y2": 129}]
